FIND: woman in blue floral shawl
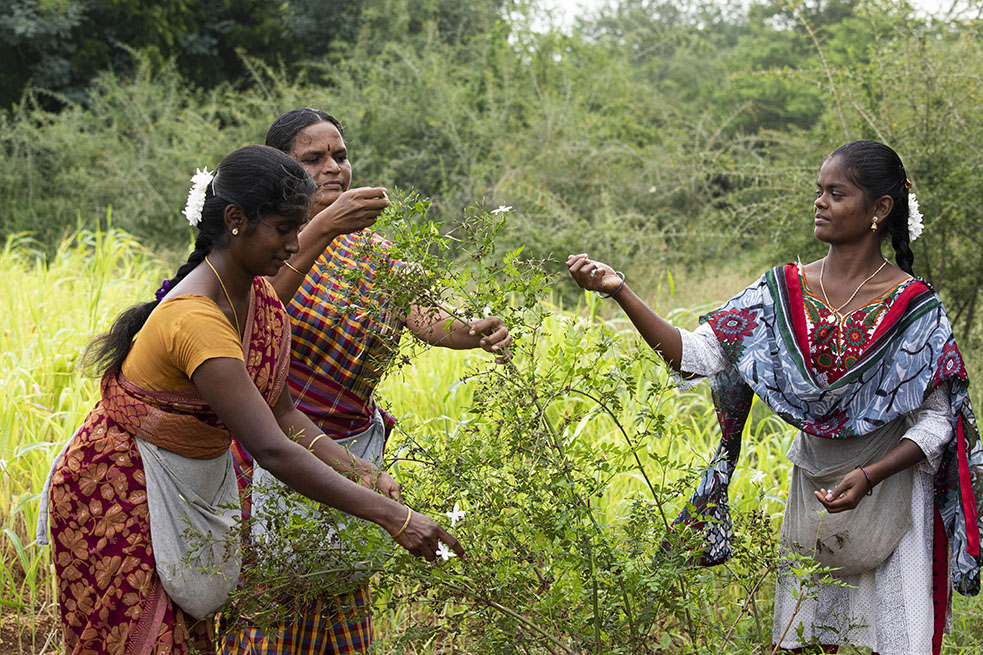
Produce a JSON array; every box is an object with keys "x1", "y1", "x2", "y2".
[{"x1": 568, "y1": 140, "x2": 980, "y2": 654}]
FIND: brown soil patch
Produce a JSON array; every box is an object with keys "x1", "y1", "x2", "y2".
[{"x1": 0, "y1": 613, "x2": 59, "y2": 655}]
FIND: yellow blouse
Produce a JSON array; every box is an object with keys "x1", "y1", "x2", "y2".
[{"x1": 121, "y1": 295, "x2": 244, "y2": 391}]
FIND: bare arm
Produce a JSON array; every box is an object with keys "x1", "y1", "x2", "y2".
[
  {"x1": 269, "y1": 187, "x2": 389, "y2": 304},
  {"x1": 191, "y1": 357, "x2": 462, "y2": 560},
  {"x1": 405, "y1": 304, "x2": 512, "y2": 363},
  {"x1": 567, "y1": 253, "x2": 683, "y2": 371},
  {"x1": 270, "y1": 389, "x2": 401, "y2": 502},
  {"x1": 815, "y1": 388, "x2": 951, "y2": 513},
  {"x1": 815, "y1": 439, "x2": 926, "y2": 513}
]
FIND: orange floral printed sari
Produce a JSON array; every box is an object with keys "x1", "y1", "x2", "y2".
[{"x1": 49, "y1": 278, "x2": 290, "y2": 655}]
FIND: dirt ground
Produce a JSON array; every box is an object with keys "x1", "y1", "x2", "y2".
[{"x1": 0, "y1": 614, "x2": 59, "y2": 655}]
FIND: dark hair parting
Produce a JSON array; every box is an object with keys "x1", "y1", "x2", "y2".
[
  {"x1": 84, "y1": 145, "x2": 315, "y2": 378},
  {"x1": 266, "y1": 108, "x2": 344, "y2": 153}
]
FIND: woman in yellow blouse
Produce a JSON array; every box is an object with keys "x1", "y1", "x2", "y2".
[{"x1": 46, "y1": 145, "x2": 461, "y2": 655}]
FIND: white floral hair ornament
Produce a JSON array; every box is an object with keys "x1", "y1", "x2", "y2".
[
  {"x1": 907, "y1": 191, "x2": 924, "y2": 243},
  {"x1": 182, "y1": 167, "x2": 214, "y2": 227}
]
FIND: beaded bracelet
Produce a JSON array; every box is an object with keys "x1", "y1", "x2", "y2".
[
  {"x1": 594, "y1": 271, "x2": 626, "y2": 299},
  {"x1": 858, "y1": 466, "x2": 874, "y2": 496}
]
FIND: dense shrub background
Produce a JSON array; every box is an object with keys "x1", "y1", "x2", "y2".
[{"x1": 3, "y1": 2, "x2": 982, "y2": 344}]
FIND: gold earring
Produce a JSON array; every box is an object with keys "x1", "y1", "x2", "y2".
[
  {"x1": 870, "y1": 216, "x2": 878, "y2": 232},
  {"x1": 232, "y1": 227, "x2": 239, "y2": 236}
]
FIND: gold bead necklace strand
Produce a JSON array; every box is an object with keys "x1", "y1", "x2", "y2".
[
  {"x1": 205, "y1": 256, "x2": 241, "y2": 337},
  {"x1": 818, "y1": 256, "x2": 888, "y2": 366}
]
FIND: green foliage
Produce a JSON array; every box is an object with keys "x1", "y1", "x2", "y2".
[
  {"x1": 0, "y1": 0, "x2": 521, "y2": 110},
  {"x1": 1, "y1": 8, "x2": 982, "y2": 649},
  {"x1": 1, "y1": 0, "x2": 979, "y2": 375},
  {"x1": 210, "y1": 191, "x2": 845, "y2": 653},
  {"x1": 0, "y1": 222, "x2": 979, "y2": 649}
]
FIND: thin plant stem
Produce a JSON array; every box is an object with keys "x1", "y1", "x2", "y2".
[{"x1": 719, "y1": 567, "x2": 773, "y2": 653}]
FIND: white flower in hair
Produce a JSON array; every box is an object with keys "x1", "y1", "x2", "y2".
[
  {"x1": 182, "y1": 167, "x2": 214, "y2": 227},
  {"x1": 907, "y1": 193, "x2": 924, "y2": 242}
]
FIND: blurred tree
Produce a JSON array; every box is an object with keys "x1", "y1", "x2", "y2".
[
  {"x1": 0, "y1": 0, "x2": 524, "y2": 110},
  {"x1": 0, "y1": 0, "x2": 368, "y2": 109}
]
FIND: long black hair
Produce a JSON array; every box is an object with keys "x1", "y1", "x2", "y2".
[
  {"x1": 265, "y1": 108, "x2": 344, "y2": 153},
  {"x1": 85, "y1": 145, "x2": 314, "y2": 377},
  {"x1": 827, "y1": 140, "x2": 915, "y2": 275}
]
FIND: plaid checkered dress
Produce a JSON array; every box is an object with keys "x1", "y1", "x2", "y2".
[
  {"x1": 217, "y1": 587, "x2": 373, "y2": 655},
  {"x1": 286, "y1": 229, "x2": 407, "y2": 438},
  {"x1": 221, "y1": 230, "x2": 406, "y2": 654}
]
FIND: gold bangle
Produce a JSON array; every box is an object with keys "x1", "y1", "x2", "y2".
[
  {"x1": 283, "y1": 260, "x2": 306, "y2": 277},
  {"x1": 391, "y1": 505, "x2": 412, "y2": 539},
  {"x1": 307, "y1": 433, "x2": 327, "y2": 452}
]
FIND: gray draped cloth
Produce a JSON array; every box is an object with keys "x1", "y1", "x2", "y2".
[{"x1": 783, "y1": 417, "x2": 913, "y2": 576}]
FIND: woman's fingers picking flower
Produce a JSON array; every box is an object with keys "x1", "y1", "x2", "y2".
[{"x1": 437, "y1": 528, "x2": 465, "y2": 560}]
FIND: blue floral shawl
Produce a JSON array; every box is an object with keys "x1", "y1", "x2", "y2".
[{"x1": 674, "y1": 263, "x2": 982, "y2": 595}]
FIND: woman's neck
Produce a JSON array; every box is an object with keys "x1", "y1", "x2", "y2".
[
  {"x1": 205, "y1": 250, "x2": 253, "y2": 300},
  {"x1": 823, "y1": 241, "x2": 886, "y2": 280}
]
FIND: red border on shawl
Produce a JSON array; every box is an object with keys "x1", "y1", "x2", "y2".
[
  {"x1": 782, "y1": 264, "x2": 812, "y2": 363},
  {"x1": 869, "y1": 279, "x2": 931, "y2": 341},
  {"x1": 957, "y1": 417, "x2": 981, "y2": 557}
]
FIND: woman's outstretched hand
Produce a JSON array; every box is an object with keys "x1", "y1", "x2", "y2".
[
  {"x1": 567, "y1": 253, "x2": 623, "y2": 296},
  {"x1": 310, "y1": 186, "x2": 388, "y2": 236},
  {"x1": 814, "y1": 467, "x2": 872, "y2": 512},
  {"x1": 468, "y1": 316, "x2": 513, "y2": 363},
  {"x1": 350, "y1": 459, "x2": 402, "y2": 502},
  {"x1": 388, "y1": 508, "x2": 466, "y2": 563}
]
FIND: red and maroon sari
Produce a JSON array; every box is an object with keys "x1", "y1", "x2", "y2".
[{"x1": 49, "y1": 278, "x2": 290, "y2": 655}]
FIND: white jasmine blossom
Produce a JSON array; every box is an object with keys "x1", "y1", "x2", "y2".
[
  {"x1": 445, "y1": 502, "x2": 466, "y2": 527},
  {"x1": 183, "y1": 167, "x2": 214, "y2": 227},
  {"x1": 436, "y1": 540, "x2": 456, "y2": 561},
  {"x1": 491, "y1": 205, "x2": 512, "y2": 215},
  {"x1": 907, "y1": 193, "x2": 924, "y2": 242},
  {"x1": 750, "y1": 470, "x2": 767, "y2": 485}
]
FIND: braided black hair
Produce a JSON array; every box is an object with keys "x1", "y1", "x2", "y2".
[
  {"x1": 85, "y1": 145, "x2": 314, "y2": 377},
  {"x1": 828, "y1": 140, "x2": 915, "y2": 275},
  {"x1": 266, "y1": 108, "x2": 344, "y2": 153}
]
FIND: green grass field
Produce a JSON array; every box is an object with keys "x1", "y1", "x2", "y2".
[{"x1": 0, "y1": 229, "x2": 980, "y2": 654}]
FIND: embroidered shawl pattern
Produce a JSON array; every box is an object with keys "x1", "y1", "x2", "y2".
[{"x1": 673, "y1": 264, "x2": 982, "y2": 595}]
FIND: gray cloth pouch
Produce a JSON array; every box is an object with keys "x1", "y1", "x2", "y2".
[
  {"x1": 36, "y1": 435, "x2": 74, "y2": 546},
  {"x1": 783, "y1": 421, "x2": 914, "y2": 578},
  {"x1": 135, "y1": 438, "x2": 241, "y2": 620}
]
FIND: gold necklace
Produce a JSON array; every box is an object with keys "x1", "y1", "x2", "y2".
[
  {"x1": 818, "y1": 256, "x2": 888, "y2": 366},
  {"x1": 205, "y1": 256, "x2": 241, "y2": 337}
]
